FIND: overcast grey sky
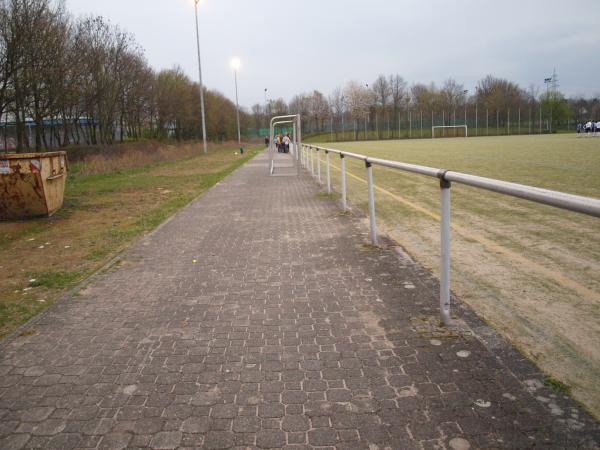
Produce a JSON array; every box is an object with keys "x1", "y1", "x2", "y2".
[{"x1": 67, "y1": 0, "x2": 599, "y2": 109}]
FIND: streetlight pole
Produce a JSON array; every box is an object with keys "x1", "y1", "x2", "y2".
[
  {"x1": 463, "y1": 90, "x2": 468, "y2": 129},
  {"x1": 231, "y1": 58, "x2": 242, "y2": 149},
  {"x1": 341, "y1": 95, "x2": 345, "y2": 141},
  {"x1": 194, "y1": 0, "x2": 208, "y2": 154},
  {"x1": 264, "y1": 88, "x2": 268, "y2": 137}
]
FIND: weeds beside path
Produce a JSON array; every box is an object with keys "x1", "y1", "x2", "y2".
[{"x1": 0, "y1": 144, "x2": 261, "y2": 339}]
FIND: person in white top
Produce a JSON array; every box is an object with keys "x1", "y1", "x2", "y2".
[{"x1": 283, "y1": 134, "x2": 291, "y2": 153}]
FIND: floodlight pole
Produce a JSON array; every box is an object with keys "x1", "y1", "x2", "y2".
[
  {"x1": 475, "y1": 88, "x2": 479, "y2": 136},
  {"x1": 233, "y1": 68, "x2": 241, "y2": 147},
  {"x1": 264, "y1": 88, "x2": 268, "y2": 129},
  {"x1": 330, "y1": 109, "x2": 334, "y2": 142},
  {"x1": 194, "y1": 0, "x2": 208, "y2": 154}
]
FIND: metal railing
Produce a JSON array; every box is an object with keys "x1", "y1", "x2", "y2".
[{"x1": 300, "y1": 143, "x2": 600, "y2": 326}]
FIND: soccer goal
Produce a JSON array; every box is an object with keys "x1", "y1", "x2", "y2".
[{"x1": 432, "y1": 125, "x2": 468, "y2": 138}]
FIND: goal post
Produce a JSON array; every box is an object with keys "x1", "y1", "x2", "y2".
[{"x1": 432, "y1": 125, "x2": 468, "y2": 138}]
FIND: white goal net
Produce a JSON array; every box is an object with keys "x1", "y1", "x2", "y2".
[{"x1": 432, "y1": 125, "x2": 468, "y2": 138}]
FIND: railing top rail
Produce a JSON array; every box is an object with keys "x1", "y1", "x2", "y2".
[{"x1": 301, "y1": 144, "x2": 600, "y2": 218}]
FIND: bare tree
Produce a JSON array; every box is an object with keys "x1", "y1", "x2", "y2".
[
  {"x1": 269, "y1": 98, "x2": 288, "y2": 117},
  {"x1": 289, "y1": 93, "x2": 311, "y2": 129},
  {"x1": 388, "y1": 74, "x2": 406, "y2": 137},
  {"x1": 329, "y1": 87, "x2": 344, "y2": 138},
  {"x1": 0, "y1": 1, "x2": 11, "y2": 129},
  {"x1": 309, "y1": 90, "x2": 329, "y2": 132},
  {"x1": 344, "y1": 81, "x2": 374, "y2": 140},
  {"x1": 372, "y1": 75, "x2": 390, "y2": 138}
]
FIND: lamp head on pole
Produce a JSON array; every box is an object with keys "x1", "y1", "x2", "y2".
[{"x1": 230, "y1": 58, "x2": 241, "y2": 71}]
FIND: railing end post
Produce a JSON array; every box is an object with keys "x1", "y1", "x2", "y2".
[{"x1": 439, "y1": 169, "x2": 452, "y2": 326}]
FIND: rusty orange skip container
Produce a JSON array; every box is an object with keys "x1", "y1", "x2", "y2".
[{"x1": 0, "y1": 151, "x2": 68, "y2": 220}]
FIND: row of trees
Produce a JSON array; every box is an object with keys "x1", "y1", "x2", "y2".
[
  {"x1": 0, "y1": 0, "x2": 248, "y2": 152},
  {"x1": 251, "y1": 74, "x2": 597, "y2": 139}
]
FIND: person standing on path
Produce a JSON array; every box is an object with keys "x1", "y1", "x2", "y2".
[{"x1": 283, "y1": 134, "x2": 290, "y2": 153}]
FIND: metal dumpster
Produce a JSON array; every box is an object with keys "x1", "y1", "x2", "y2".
[{"x1": 0, "y1": 151, "x2": 68, "y2": 220}]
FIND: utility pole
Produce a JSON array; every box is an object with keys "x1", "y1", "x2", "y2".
[
  {"x1": 230, "y1": 58, "x2": 242, "y2": 148},
  {"x1": 194, "y1": 0, "x2": 208, "y2": 153}
]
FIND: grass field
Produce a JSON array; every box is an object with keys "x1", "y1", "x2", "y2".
[
  {"x1": 0, "y1": 143, "x2": 260, "y2": 340},
  {"x1": 313, "y1": 134, "x2": 600, "y2": 416}
]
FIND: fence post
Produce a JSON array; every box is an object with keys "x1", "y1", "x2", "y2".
[
  {"x1": 366, "y1": 160, "x2": 378, "y2": 245},
  {"x1": 326, "y1": 150, "x2": 331, "y2": 194},
  {"x1": 297, "y1": 116, "x2": 302, "y2": 163},
  {"x1": 341, "y1": 154, "x2": 347, "y2": 211},
  {"x1": 310, "y1": 146, "x2": 315, "y2": 176},
  {"x1": 316, "y1": 148, "x2": 321, "y2": 183},
  {"x1": 439, "y1": 174, "x2": 452, "y2": 326},
  {"x1": 304, "y1": 145, "x2": 308, "y2": 169}
]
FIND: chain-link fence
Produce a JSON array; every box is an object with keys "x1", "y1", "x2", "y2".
[{"x1": 301, "y1": 105, "x2": 577, "y2": 142}]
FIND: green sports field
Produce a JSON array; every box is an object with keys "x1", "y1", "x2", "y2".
[{"x1": 313, "y1": 134, "x2": 600, "y2": 416}]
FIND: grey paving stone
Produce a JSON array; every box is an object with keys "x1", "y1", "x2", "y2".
[
  {"x1": 232, "y1": 417, "x2": 260, "y2": 433},
  {"x1": 0, "y1": 433, "x2": 30, "y2": 450},
  {"x1": 203, "y1": 431, "x2": 235, "y2": 449},
  {"x1": 0, "y1": 150, "x2": 597, "y2": 450},
  {"x1": 180, "y1": 416, "x2": 209, "y2": 433},
  {"x1": 47, "y1": 432, "x2": 82, "y2": 449},
  {"x1": 282, "y1": 415, "x2": 310, "y2": 432},
  {"x1": 20, "y1": 407, "x2": 54, "y2": 422},
  {"x1": 308, "y1": 428, "x2": 338, "y2": 446},
  {"x1": 256, "y1": 429, "x2": 286, "y2": 448},
  {"x1": 97, "y1": 432, "x2": 132, "y2": 450},
  {"x1": 149, "y1": 431, "x2": 182, "y2": 449}
]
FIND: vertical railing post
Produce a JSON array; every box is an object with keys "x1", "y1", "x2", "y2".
[
  {"x1": 297, "y1": 115, "x2": 302, "y2": 162},
  {"x1": 326, "y1": 151, "x2": 331, "y2": 193},
  {"x1": 293, "y1": 121, "x2": 297, "y2": 159},
  {"x1": 366, "y1": 160, "x2": 378, "y2": 245},
  {"x1": 341, "y1": 154, "x2": 347, "y2": 211},
  {"x1": 439, "y1": 175, "x2": 452, "y2": 326},
  {"x1": 316, "y1": 148, "x2": 321, "y2": 183},
  {"x1": 303, "y1": 145, "x2": 306, "y2": 168},
  {"x1": 310, "y1": 146, "x2": 315, "y2": 176}
]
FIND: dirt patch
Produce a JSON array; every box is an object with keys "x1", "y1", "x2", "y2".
[{"x1": 358, "y1": 310, "x2": 391, "y2": 338}]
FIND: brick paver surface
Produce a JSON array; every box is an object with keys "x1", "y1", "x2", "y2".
[{"x1": 1, "y1": 151, "x2": 598, "y2": 449}]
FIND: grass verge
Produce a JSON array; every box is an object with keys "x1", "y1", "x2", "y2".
[{"x1": 0, "y1": 143, "x2": 260, "y2": 339}]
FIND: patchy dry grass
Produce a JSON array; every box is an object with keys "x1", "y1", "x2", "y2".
[
  {"x1": 72, "y1": 140, "x2": 248, "y2": 175},
  {"x1": 0, "y1": 142, "x2": 261, "y2": 339}
]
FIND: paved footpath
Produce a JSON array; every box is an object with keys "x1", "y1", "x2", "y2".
[{"x1": 1, "y1": 151, "x2": 599, "y2": 450}]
